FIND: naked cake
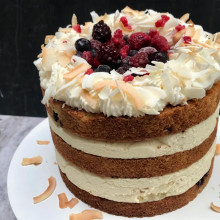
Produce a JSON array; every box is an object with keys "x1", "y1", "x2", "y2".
[{"x1": 34, "y1": 6, "x2": 220, "y2": 217}]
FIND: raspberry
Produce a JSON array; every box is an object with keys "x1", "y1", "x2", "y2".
[
  {"x1": 92, "y1": 20, "x2": 111, "y2": 43},
  {"x1": 129, "y1": 52, "x2": 149, "y2": 68},
  {"x1": 150, "y1": 35, "x2": 170, "y2": 52},
  {"x1": 128, "y1": 32, "x2": 151, "y2": 50},
  {"x1": 85, "y1": 68, "x2": 94, "y2": 75},
  {"x1": 120, "y1": 45, "x2": 129, "y2": 58},
  {"x1": 91, "y1": 40, "x2": 101, "y2": 50},
  {"x1": 183, "y1": 36, "x2": 191, "y2": 44},
  {"x1": 148, "y1": 29, "x2": 159, "y2": 37},
  {"x1": 155, "y1": 15, "x2": 170, "y2": 27},
  {"x1": 97, "y1": 43, "x2": 121, "y2": 67},
  {"x1": 175, "y1": 24, "x2": 185, "y2": 32},
  {"x1": 72, "y1": 24, "x2": 81, "y2": 33},
  {"x1": 120, "y1": 16, "x2": 132, "y2": 30},
  {"x1": 82, "y1": 51, "x2": 93, "y2": 66},
  {"x1": 139, "y1": 47, "x2": 157, "y2": 55},
  {"x1": 111, "y1": 29, "x2": 125, "y2": 48},
  {"x1": 123, "y1": 75, "x2": 134, "y2": 82},
  {"x1": 93, "y1": 57, "x2": 101, "y2": 67}
]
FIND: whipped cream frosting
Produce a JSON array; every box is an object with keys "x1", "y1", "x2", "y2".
[
  {"x1": 34, "y1": 7, "x2": 220, "y2": 117},
  {"x1": 49, "y1": 106, "x2": 219, "y2": 158},
  {"x1": 56, "y1": 139, "x2": 216, "y2": 203}
]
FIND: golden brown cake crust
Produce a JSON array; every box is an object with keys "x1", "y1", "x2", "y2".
[
  {"x1": 52, "y1": 122, "x2": 217, "y2": 178},
  {"x1": 45, "y1": 81, "x2": 220, "y2": 142},
  {"x1": 59, "y1": 159, "x2": 213, "y2": 217}
]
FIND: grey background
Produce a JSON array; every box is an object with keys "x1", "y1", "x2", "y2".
[{"x1": 1, "y1": 0, "x2": 220, "y2": 117}]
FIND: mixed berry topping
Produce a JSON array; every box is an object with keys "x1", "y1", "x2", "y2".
[
  {"x1": 183, "y1": 36, "x2": 192, "y2": 44},
  {"x1": 155, "y1": 15, "x2": 170, "y2": 27},
  {"x1": 92, "y1": 20, "x2": 112, "y2": 43},
  {"x1": 72, "y1": 24, "x2": 81, "y2": 33},
  {"x1": 74, "y1": 20, "x2": 170, "y2": 79}
]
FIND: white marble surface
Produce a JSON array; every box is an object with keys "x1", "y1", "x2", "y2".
[{"x1": 0, "y1": 115, "x2": 44, "y2": 220}]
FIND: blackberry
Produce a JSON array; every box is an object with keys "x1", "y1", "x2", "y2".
[
  {"x1": 75, "y1": 38, "x2": 92, "y2": 52},
  {"x1": 149, "y1": 51, "x2": 169, "y2": 64},
  {"x1": 117, "y1": 65, "x2": 129, "y2": 74},
  {"x1": 95, "y1": 65, "x2": 112, "y2": 73},
  {"x1": 91, "y1": 39, "x2": 101, "y2": 50},
  {"x1": 92, "y1": 20, "x2": 111, "y2": 43},
  {"x1": 97, "y1": 43, "x2": 121, "y2": 68}
]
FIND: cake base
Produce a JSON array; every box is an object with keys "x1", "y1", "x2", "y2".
[{"x1": 59, "y1": 158, "x2": 214, "y2": 217}]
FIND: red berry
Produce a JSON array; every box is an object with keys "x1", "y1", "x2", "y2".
[
  {"x1": 93, "y1": 56, "x2": 101, "y2": 67},
  {"x1": 111, "y1": 29, "x2": 125, "y2": 48},
  {"x1": 73, "y1": 24, "x2": 81, "y2": 33},
  {"x1": 149, "y1": 29, "x2": 159, "y2": 37},
  {"x1": 82, "y1": 51, "x2": 93, "y2": 65},
  {"x1": 62, "y1": 40, "x2": 67, "y2": 43},
  {"x1": 155, "y1": 15, "x2": 170, "y2": 27},
  {"x1": 175, "y1": 24, "x2": 185, "y2": 32},
  {"x1": 120, "y1": 16, "x2": 132, "y2": 30},
  {"x1": 150, "y1": 35, "x2": 170, "y2": 52},
  {"x1": 91, "y1": 40, "x2": 101, "y2": 50},
  {"x1": 120, "y1": 45, "x2": 129, "y2": 58},
  {"x1": 183, "y1": 36, "x2": 191, "y2": 44},
  {"x1": 85, "y1": 68, "x2": 94, "y2": 75},
  {"x1": 123, "y1": 75, "x2": 134, "y2": 82},
  {"x1": 129, "y1": 52, "x2": 149, "y2": 68},
  {"x1": 128, "y1": 32, "x2": 151, "y2": 50}
]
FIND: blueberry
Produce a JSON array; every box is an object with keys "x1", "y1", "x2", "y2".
[
  {"x1": 75, "y1": 38, "x2": 92, "y2": 52},
  {"x1": 53, "y1": 111, "x2": 59, "y2": 122},
  {"x1": 117, "y1": 65, "x2": 129, "y2": 74},
  {"x1": 75, "y1": 51, "x2": 82, "y2": 57},
  {"x1": 95, "y1": 65, "x2": 112, "y2": 73},
  {"x1": 128, "y1": 50, "x2": 138, "y2": 57},
  {"x1": 148, "y1": 51, "x2": 169, "y2": 64},
  {"x1": 123, "y1": 35, "x2": 129, "y2": 43},
  {"x1": 122, "y1": 56, "x2": 131, "y2": 65},
  {"x1": 90, "y1": 48, "x2": 98, "y2": 57}
]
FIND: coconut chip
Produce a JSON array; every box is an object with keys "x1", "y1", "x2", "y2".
[
  {"x1": 216, "y1": 144, "x2": 220, "y2": 156},
  {"x1": 210, "y1": 202, "x2": 220, "y2": 213},
  {"x1": 69, "y1": 209, "x2": 103, "y2": 220},
  {"x1": 33, "y1": 176, "x2": 56, "y2": 204},
  {"x1": 58, "y1": 193, "x2": 68, "y2": 209},
  {"x1": 66, "y1": 198, "x2": 79, "y2": 209},
  {"x1": 37, "y1": 140, "x2": 50, "y2": 145},
  {"x1": 22, "y1": 156, "x2": 42, "y2": 166},
  {"x1": 122, "y1": 6, "x2": 143, "y2": 16},
  {"x1": 72, "y1": 14, "x2": 78, "y2": 26},
  {"x1": 180, "y1": 13, "x2": 190, "y2": 22},
  {"x1": 44, "y1": 35, "x2": 54, "y2": 44},
  {"x1": 58, "y1": 28, "x2": 72, "y2": 33}
]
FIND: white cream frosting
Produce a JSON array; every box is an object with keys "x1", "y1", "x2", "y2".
[
  {"x1": 56, "y1": 139, "x2": 216, "y2": 203},
  {"x1": 49, "y1": 106, "x2": 219, "y2": 159},
  {"x1": 34, "y1": 8, "x2": 220, "y2": 117}
]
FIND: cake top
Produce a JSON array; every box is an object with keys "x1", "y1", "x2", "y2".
[{"x1": 34, "y1": 6, "x2": 220, "y2": 117}]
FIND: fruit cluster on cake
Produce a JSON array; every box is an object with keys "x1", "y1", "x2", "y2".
[{"x1": 34, "y1": 6, "x2": 220, "y2": 217}]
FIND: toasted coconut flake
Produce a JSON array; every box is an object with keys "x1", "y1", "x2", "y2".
[
  {"x1": 66, "y1": 198, "x2": 79, "y2": 209},
  {"x1": 80, "y1": 90, "x2": 99, "y2": 109},
  {"x1": 22, "y1": 156, "x2": 42, "y2": 166},
  {"x1": 119, "y1": 21, "x2": 133, "y2": 33},
  {"x1": 63, "y1": 63, "x2": 91, "y2": 80},
  {"x1": 180, "y1": 13, "x2": 190, "y2": 22},
  {"x1": 58, "y1": 193, "x2": 68, "y2": 209},
  {"x1": 37, "y1": 140, "x2": 50, "y2": 145},
  {"x1": 42, "y1": 47, "x2": 57, "y2": 71},
  {"x1": 37, "y1": 52, "x2": 43, "y2": 58},
  {"x1": 210, "y1": 202, "x2": 220, "y2": 213},
  {"x1": 216, "y1": 144, "x2": 220, "y2": 155},
  {"x1": 58, "y1": 50, "x2": 76, "y2": 67},
  {"x1": 94, "y1": 80, "x2": 145, "y2": 109},
  {"x1": 33, "y1": 176, "x2": 56, "y2": 204},
  {"x1": 187, "y1": 19, "x2": 194, "y2": 26},
  {"x1": 45, "y1": 35, "x2": 54, "y2": 44},
  {"x1": 185, "y1": 26, "x2": 195, "y2": 37},
  {"x1": 122, "y1": 6, "x2": 143, "y2": 16},
  {"x1": 58, "y1": 28, "x2": 72, "y2": 33},
  {"x1": 72, "y1": 14, "x2": 78, "y2": 26},
  {"x1": 84, "y1": 22, "x2": 93, "y2": 28},
  {"x1": 214, "y1": 32, "x2": 220, "y2": 44},
  {"x1": 69, "y1": 209, "x2": 103, "y2": 220},
  {"x1": 173, "y1": 29, "x2": 186, "y2": 44}
]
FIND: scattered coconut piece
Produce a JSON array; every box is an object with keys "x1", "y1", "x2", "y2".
[
  {"x1": 22, "y1": 156, "x2": 42, "y2": 166},
  {"x1": 63, "y1": 63, "x2": 91, "y2": 80},
  {"x1": 69, "y1": 209, "x2": 103, "y2": 220},
  {"x1": 54, "y1": 162, "x2": 57, "y2": 165},
  {"x1": 180, "y1": 13, "x2": 190, "y2": 22},
  {"x1": 58, "y1": 193, "x2": 68, "y2": 209},
  {"x1": 33, "y1": 176, "x2": 56, "y2": 204},
  {"x1": 45, "y1": 35, "x2": 54, "y2": 44},
  {"x1": 37, "y1": 140, "x2": 50, "y2": 145},
  {"x1": 66, "y1": 198, "x2": 79, "y2": 209},
  {"x1": 210, "y1": 202, "x2": 220, "y2": 213},
  {"x1": 216, "y1": 144, "x2": 220, "y2": 156}
]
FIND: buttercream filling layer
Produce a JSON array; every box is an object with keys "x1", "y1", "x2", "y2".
[
  {"x1": 56, "y1": 139, "x2": 216, "y2": 203},
  {"x1": 49, "y1": 106, "x2": 219, "y2": 159}
]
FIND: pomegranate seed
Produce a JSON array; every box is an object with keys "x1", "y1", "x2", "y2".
[
  {"x1": 161, "y1": 15, "x2": 170, "y2": 22},
  {"x1": 84, "y1": 68, "x2": 94, "y2": 75},
  {"x1": 120, "y1": 16, "x2": 132, "y2": 29},
  {"x1": 73, "y1": 24, "x2": 81, "y2": 33},
  {"x1": 123, "y1": 75, "x2": 134, "y2": 82},
  {"x1": 175, "y1": 24, "x2": 185, "y2": 32},
  {"x1": 72, "y1": 59, "x2": 76, "y2": 62},
  {"x1": 62, "y1": 40, "x2": 67, "y2": 43},
  {"x1": 155, "y1": 15, "x2": 170, "y2": 27},
  {"x1": 183, "y1": 36, "x2": 191, "y2": 44}
]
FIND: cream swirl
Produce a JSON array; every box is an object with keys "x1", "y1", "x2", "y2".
[{"x1": 34, "y1": 7, "x2": 220, "y2": 117}]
